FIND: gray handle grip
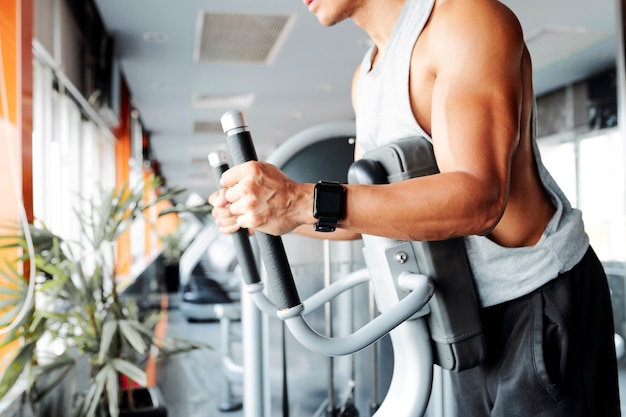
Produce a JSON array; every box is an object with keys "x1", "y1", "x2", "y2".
[{"x1": 220, "y1": 111, "x2": 301, "y2": 310}]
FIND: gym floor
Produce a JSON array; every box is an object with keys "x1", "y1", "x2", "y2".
[
  {"x1": 127, "y1": 247, "x2": 382, "y2": 417},
  {"x1": 153, "y1": 298, "x2": 626, "y2": 417},
  {"x1": 155, "y1": 306, "x2": 341, "y2": 417},
  {"x1": 155, "y1": 309, "x2": 245, "y2": 417},
  {"x1": 127, "y1": 259, "x2": 626, "y2": 416}
]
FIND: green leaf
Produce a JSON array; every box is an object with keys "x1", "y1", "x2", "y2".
[
  {"x1": 0, "y1": 304, "x2": 26, "y2": 326},
  {"x1": 141, "y1": 311, "x2": 165, "y2": 330},
  {"x1": 105, "y1": 365, "x2": 120, "y2": 417},
  {"x1": 0, "y1": 286, "x2": 24, "y2": 297},
  {"x1": 0, "y1": 258, "x2": 26, "y2": 286},
  {"x1": 157, "y1": 336, "x2": 213, "y2": 357},
  {"x1": 31, "y1": 354, "x2": 76, "y2": 401},
  {"x1": 118, "y1": 320, "x2": 148, "y2": 354},
  {"x1": 0, "y1": 315, "x2": 38, "y2": 348},
  {"x1": 99, "y1": 320, "x2": 118, "y2": 362},
  {"x1": 0, "y1": 341, "x2": 36, "y2": 399},
  {"x1": 37, "y1": 274, "x2": 69, "y2": 292},
  {"x1": 34, "y1": 352, "x2": 76, "y2": 374},
  {"x1": 84, "y1": 365, "x2": 108, "y2": 417},
  {"x1": 110, "y1": 358, "x2": 146, "y2": 387},
  {"x1": 158, "y1": 201, "x2": 212, "y2": 217}
]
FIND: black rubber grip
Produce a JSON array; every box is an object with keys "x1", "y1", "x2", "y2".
[
  {"x1": 227, "y1": 131, "x2": 258, "y2": 164},
  {"x1": 225, "y1": 131, "x2": 302, "y2": 310},
  {"x1": 212, "y1": 162, "x2": 261, "y2": 286}
]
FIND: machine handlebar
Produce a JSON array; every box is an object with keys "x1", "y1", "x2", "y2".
[{"x1": 220, "y1": 110, "x2": 302, "y2": 311}]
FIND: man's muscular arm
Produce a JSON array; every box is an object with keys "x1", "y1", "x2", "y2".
[
  {"x1": 337, "y1": 0, "x2": 526, "y2": 241},
  {"x1": 214, "y1": 0, "x2": 526, "y2": 242}
]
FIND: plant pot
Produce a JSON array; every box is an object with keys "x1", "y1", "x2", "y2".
[
  {"x1": 119, "y1": 386, "x2": 168, "y2": 417},
  {"x1": 163, "y1": 263, "x2": 180, "y2": 293}
]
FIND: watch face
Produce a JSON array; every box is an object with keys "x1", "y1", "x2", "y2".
[{"x1": 314, "y1": 183, "x2": 345, "y2": 218}]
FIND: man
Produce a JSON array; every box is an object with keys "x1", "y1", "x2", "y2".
[{"x1": 209, "y1": 0, "x2": 621, "y2": 415}]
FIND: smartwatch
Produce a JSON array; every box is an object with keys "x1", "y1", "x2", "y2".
[{"x1": 313, "y1": 181, "x2": 346, "y2": 232}]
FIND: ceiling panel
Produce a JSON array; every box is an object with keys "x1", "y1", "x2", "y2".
[{"x1": 93, "y1": 0, "x2": 619, "y2": 201}]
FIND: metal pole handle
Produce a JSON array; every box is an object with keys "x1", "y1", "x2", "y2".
[{"x1": 220, "y1": 110, "x2": 302, "y2": 311}]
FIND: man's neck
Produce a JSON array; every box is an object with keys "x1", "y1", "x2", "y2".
[{"x1": 352, "y1": 0, "x2": 406, "y2": 49}]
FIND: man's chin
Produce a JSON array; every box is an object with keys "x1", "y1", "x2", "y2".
[{"x1": 315, "y1": 14, "x2": 343, "y2": 27}]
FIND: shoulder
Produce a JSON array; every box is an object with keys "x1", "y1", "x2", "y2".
[
  {"x1": 426, "y1": 0, "x2": 525, "y2": 65},
  {"x1": 431, "y1": 0, "x2": 524, "y2": 32}
]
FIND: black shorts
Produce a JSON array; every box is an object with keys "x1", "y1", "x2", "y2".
[{"x1": 450, "y1": 247, "x2": 621, "y2": 417}]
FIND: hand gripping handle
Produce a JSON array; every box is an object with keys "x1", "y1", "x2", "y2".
[
  {"x1": 208, "y1": 151, "x2": 262, "y2": 286},
  {"x1": 220, "y1": 110, "x2": 302, "y2": 311}
]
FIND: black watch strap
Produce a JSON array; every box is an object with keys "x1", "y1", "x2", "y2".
[{"x1": 315, "y1": 216, "x2": 339, "y2": 233}]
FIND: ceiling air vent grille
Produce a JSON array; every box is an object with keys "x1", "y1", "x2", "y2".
[
  {"x1": 194, "y1": 12, "x2": 295, "y2": 64},
  {"x1": 192, "y1": 93, "x2": 255, "y2": 109},
  {"x1": 193, "y1": 120, "x2": 224, "y2": 134}
]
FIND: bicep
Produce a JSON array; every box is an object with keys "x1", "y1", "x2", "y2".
[
  {"x1": 431, "y1": 77, "x2": 520, "y2": 184},
  {"x1": 428, "y1": 14, "x2": 524, "y2": 190}
]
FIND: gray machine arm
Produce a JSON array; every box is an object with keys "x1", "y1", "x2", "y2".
[
  {"x1": 217, "y1": 110, "x2": 485, "y2": 417},
  {"x1": 215, "y1": 112, "x2": 436, "y2": 356}
]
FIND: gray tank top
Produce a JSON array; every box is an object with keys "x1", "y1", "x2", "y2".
[{"x1": 355, "y1": 0, "x2": 589, "y2": 307}]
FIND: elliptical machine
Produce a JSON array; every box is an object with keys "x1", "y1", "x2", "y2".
[{"x1": 214, "y1": 110, "x2": 486, "y2": 417}]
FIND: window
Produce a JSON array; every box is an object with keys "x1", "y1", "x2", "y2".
[
  {"x1": 539, "y1": 128, "x2": 625, "y2": 262},
  {"x1": 578, "y1": 131, "x2": 625, "y2": 261},
  {"x1": 32, "y1": 59, "x2": 116, "y2": 243}
]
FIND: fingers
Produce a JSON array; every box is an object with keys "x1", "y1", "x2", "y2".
[
  {"x1": 213, "y1": 208, "x2": 239, "y2": 234},
  {"x1": 211, "y1": 160, "x2": 300, "y2": 236},
  {"x1": 209, "y1": 188, "x2": 242, "y2": 234},
  {"x1": 220, "y1": 162, "x2": 264, "y2": 217},
  {"x1": 220, "y1": 161, "x2": 255, "y2": 188},
  {"x1": 218, "y1": 162, "x2": 255, "y2": 207},
  {"x1": 209, "y1": 187, "x2": 247, "y2": 218},
  {"x1": 208, "y1": 188, "x2": 228, "y2": 208}
]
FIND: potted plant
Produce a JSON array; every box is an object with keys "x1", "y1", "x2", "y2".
[
  {"x1": 156, "y1": 202, "x2": 213, "y2": 294},
  {"x1": 157, "y1": 227, "x2": 188, "y2": 294},
  {"x1": 0, "y1": 176, "x2": 208, "y2": 417}
]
